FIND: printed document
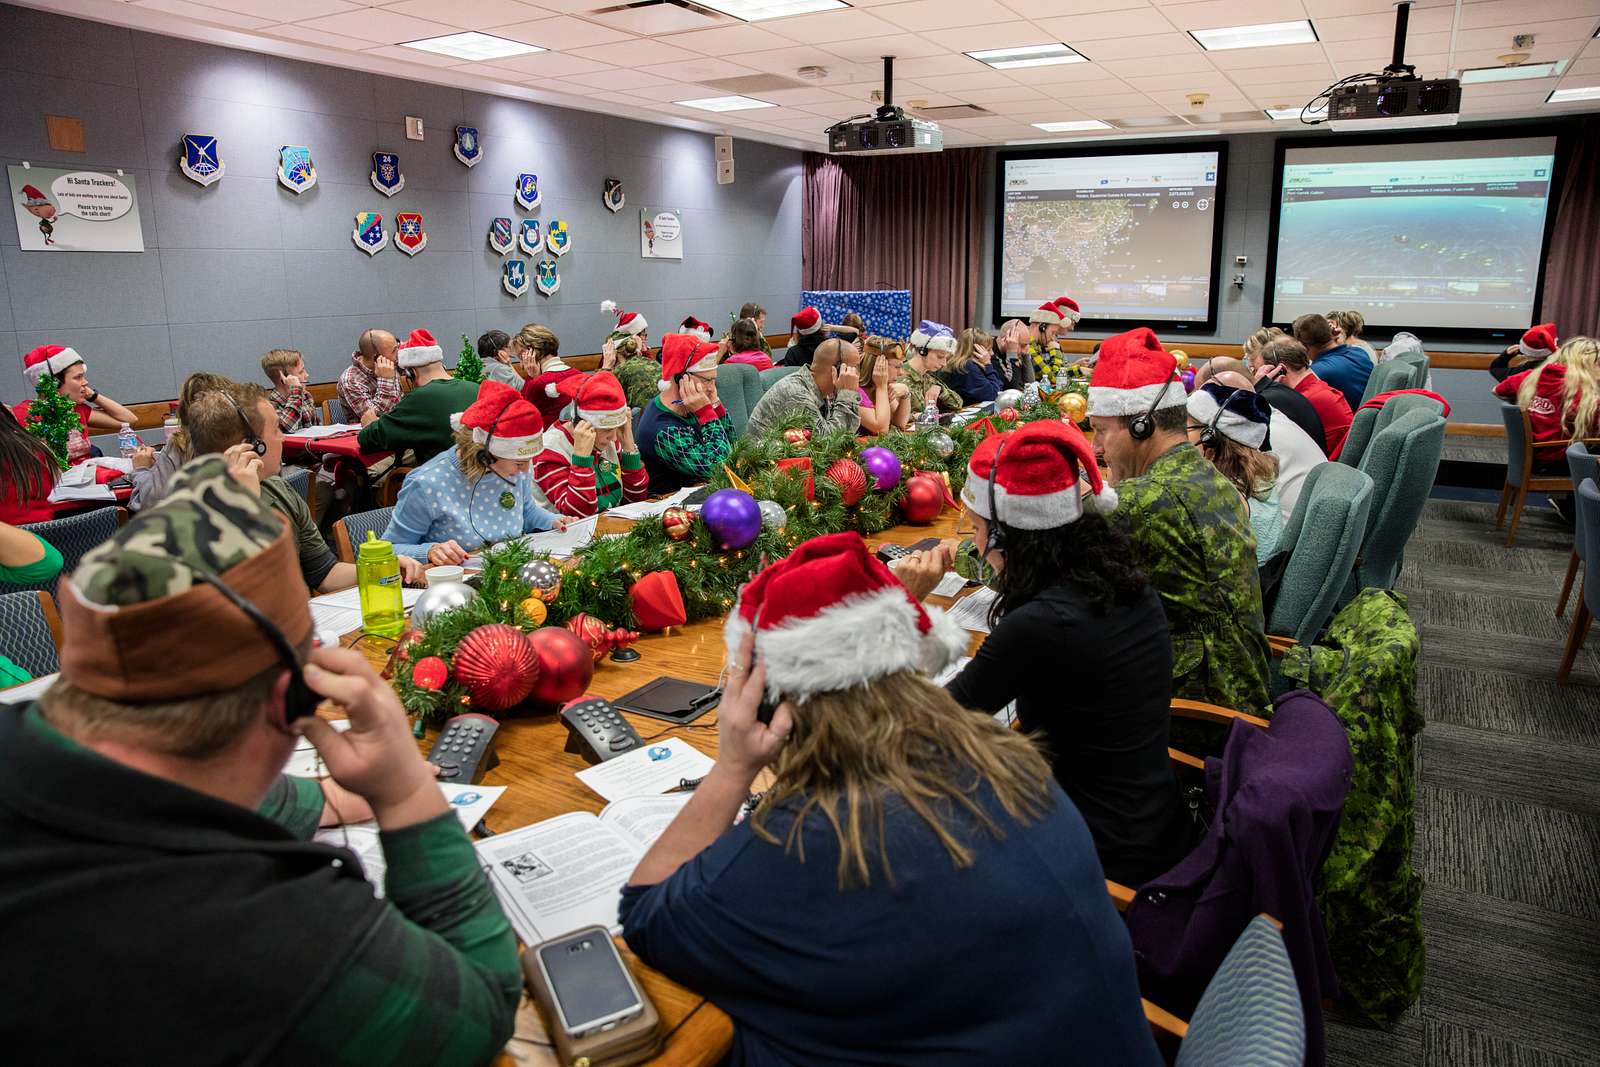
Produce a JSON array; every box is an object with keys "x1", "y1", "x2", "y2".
[
  {"x1": 947, "y1": 586, "x2": 998, "y2": 633},
  {"x1": 575, "y1": 737, "x2": 714, "y2": 802},
  {"x1": 605, "y1": 485, "x2": 701, "y2": 520}
]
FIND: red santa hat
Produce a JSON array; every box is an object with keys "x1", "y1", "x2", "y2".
[
  {"x1": 20, "y1": 185, "x2": 49, "y2": 207},
  {"x1": 395, "y1": 328, "x2": 444, "y2": 368},
  {"x1": 960, "y1": 420, "x2": 1116, "y2": 529},
  {"x1": 1052, "y1": 296, "x2": 1081, "y2": 325},
  {"x1": 792, "y1": 306, "x2": 822, "y2": 336},
  {"x1": 555, "y1": 371, "x2": 630, "y2": 430},
  {"x1": 602, "y1": 300, "x2": 647, "y2": 338},
  {"x1": 1087, "y1": 327, "x2": 1185, "y2": 418},
  {"x1": 449, "y1": 380, "x2": 544, "y2": 460},
  {"x1": 658, "y1": 333, "x2": 720, "y2": 392},
  {"x1": 1519, "y1": 322, "x2": 1557, "y2": 359},
  {"x1": 679, "y1": 316, "x2": 713, "y2": 342},
  {"x1": 722, "y1": 531, "x2": 965, "y2": 701},
  {"x1": 1028, "y1": 302, "x2": 1063, "y2": 327},
  {"x1": 21, "y1": 343, "x2": 84, "y2": 385}
]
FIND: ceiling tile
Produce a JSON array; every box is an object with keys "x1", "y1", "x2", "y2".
[
  {"x1": 655, "y1": 23, "x2": 792, "y2": 55},
  {"x1": 559, "y1": 66, "x2": 675, "y2": 90},
  {"x1": 1024, "y1": 64, "x2": 1127, "y2": 86},
  {"x1": 928, "y1": 69, "x2": 1019, "y2": 90},
  {"x1": 1143, "y1": 89, "x2": 1250, "y2": 111},
  {"x1": 1455, "y1": 19, "x2": 1599, "y2": 49},
  {"x1": 480, "y1": 49, "x2": 613, "y2": 76},
  {"x1": 1225, "y1": 63, "x2": 1335, "y2": 85},
  {"x1": 1460, "y1": 0, "x2": 1600, "y2": 30},
  {"x1": 568, "y1": 40, "x2": 703, "y2": 65},
  {"x1": 1464, "y1": 76, "x2": 1569, "y2": 97},
  {"x1": 750, "y1": 85, "x2": 852, "y2": 104},
  {"x1": 1098, "y1": 51, "x2": 1218, "y2": 76},
  {"x1": 873, "y1": 0, "x2": 1023, "y2": 33},
  {"x1": 763, "y1": 8, "x2": 904, "y2": 43},
  {"x1": 265, "y1": 21, "x2": 369, "y2": 48},
  {"x1": 1123, "y1": 71, "x2": 1242, "y2": 93},
  {"x1": 633, "y1": 57, "x2": 762, "y2": 80},
  {"x1": 1301, "y1": 0, "x2": 1452, "y2": 14},
  {"x1": 292, "y1": 8, "x2": 455, "y2": 43},
  {"x1": 1565, "y1": 56, "x2": 1600, "y2": 76},
  {"x1": 821, "y1": 33, "x2": 947, "y2": 62},
  {"x1": 889, "y1": 53, "x2": 982, "y2": 77},
  {"x1": 378, "y1": 0, "x2": 548, "y2": 32},
  {"x1": 1334, "y1": 32, "x2": 1451, "y2": 65},
  {"x1": 1037, "y1": 7, "x2": 1173, "y2": 40},
  {"x1": 1453, "y1": 43, "x2": 1579, "y2": 66},
  {"x1": 1072, "y1": 32, "x2": 1201, "y2": 60},
  {"x1": 1315, "y1": 7, "x2": 1454, "y2": 42},
  {"x1": 592, "y1": 81, "x2": 701, "y2": 101},
  {"x1": 1207, "y1": 41, "x2": 1329, "y2": 70},
  {"x1": 187, "y1": 0, "x2": 356, "y2": 20},
  {"x1": 792, "y1": 99, "x2": 864, "y2": 116},
  {"x1": 488, "y1": 15, "x2": 634, "y2": 48},
  {"x1": 917, "y1": 21, "x2": 1055, "y2": 51},
  {"x1": 450, "y1": 61, "x2": 538, "y2": 83},
  {"x1": 952, "y1": 83, "x2": 1051, "y2": 103},
  {"x1": 1047, "y1": 91, "x2": 1153, "y2": 110},
  {"x1": 734, "y1": 44, "x2": 855, "y2": 74},
  {"x1": 1000, "y1": 0, "x2": 1151, "y2": 16},
  {"x1": 1161, "y1": 0, "x2": 1323, "y2": 32},
  {"x1": 1332, "y1": 52, "x2": 1447, "y2": 77},
  {"x1": 133, "y1": 0, "x2": 275, "y2": 28}
]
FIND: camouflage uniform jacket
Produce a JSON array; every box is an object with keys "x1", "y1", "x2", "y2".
[
  {"x1": 744, "y1": 369, "x2": 860, "y2": 439},
  {"x1": 614, "y1": 355, "x2": 661, "y2": 411},
  {"x1": 1117, "y1": 443, "x2": 1271, "y2": 715}
]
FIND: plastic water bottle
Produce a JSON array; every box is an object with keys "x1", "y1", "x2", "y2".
[
  {"x1": 163, "y1": 402, "x2": 180, "y2": 441},
  {"x1": 117, "y1": 423, "x2": 140, "y2": 458},
  {"x1": 356, "y1": 530, "x2": 406, "y2": 638}
]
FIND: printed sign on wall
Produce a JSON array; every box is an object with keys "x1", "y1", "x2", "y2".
[
  {"x1": 640, "y1": 208, "x2": 682, "y2": 260},
  {"x1": 9, "y1": 165, "x2": 144, "y2": 252}
]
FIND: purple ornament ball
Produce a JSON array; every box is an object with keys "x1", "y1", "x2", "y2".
[
  {"x1": 701, "y1": 489, "x2": 762, "y2": 550},
  {"x1": 1180, "y1": 369, "x2": 1196, "y2": 393},
  {"x1": 859, "y1": 446, "x2": 902, "y2": 491}
]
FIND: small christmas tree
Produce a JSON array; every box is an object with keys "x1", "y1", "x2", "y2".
[
  {"x1": 24, "y1": 373, "x2": 77, "y2": 468},
  {"x1": 455, "y1": 333, "x2": 484, "y2": 383}
]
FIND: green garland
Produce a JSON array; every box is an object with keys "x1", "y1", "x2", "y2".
[{"x1": 454, "y1": 332, "x2": 485, "y2": 384}]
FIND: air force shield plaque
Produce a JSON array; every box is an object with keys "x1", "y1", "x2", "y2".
[
  {"x1": 515, "y1": 172, "x2": 541, "y2": 211},
  {"x1": 535, "y1": 259, "x2": 560, "y2": 297},
  {"x1": 518, "y1": 218, "x2": 543, "y2": 255},
  {"x1": 547, "y1": 219, "x2": 570, "y2": 256},
  {"x1": 278, "y1": 145, "x2": 317, "y2": 193},
  {"x1": 488, "y1": 217, "x2": 514, "y2": 256},
  {"x1": 179, "y1": 135, "x2": 224, "y2": 187},
  {"x1": 603, "y1": 178, "x2": 624, "y2": 213},
  {"x1": 371, "y1": 152, "x2": 404, "y2": 197},
  {"x1": 454, "y1": 126, "x2": 482, "y2": 168},
  {"x1": 503, "y1": 259, "x2": 529, "y2": 297},
  {"x1": 352, "y1": 212, "x2": 387, "y2": 255},
  {"x1": 396, "y1": 212, "x2": 426, "y2": 256}
]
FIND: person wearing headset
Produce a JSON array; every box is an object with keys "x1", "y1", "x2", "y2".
[
  {"x1": 382, "y1": 380, "x2": 569, "y2": 566},
  {"x1": 1185, "y1": 383, "x2": 1284, "y2": 567},
  {"x1": 2, "y1": 455, "x2": 522, "y2": 1062},
  {"x1": 184, "y1": 382, "x2": 425, "y2": 591},
  {"x1": 896, "y1": 421, "x2": 1190, "y2": 887},
  {"x1": 355, "y1": 329, "x2": 478, "y2": 463},
  {"x1": 1087, "y1": 327, "x2": 1270, "y2": 717}
]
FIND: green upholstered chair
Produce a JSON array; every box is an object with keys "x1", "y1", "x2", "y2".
[
  {"x1": 1268, "y1": 463, "x2": 1373, "y2": 647},
  {"x1": 1390, "y1": 350, "x2": 1430, "y2": 390},
  {"x1": 1557, "y1": 443, "x2": 1600, "y2": 618},
  {"x1": 1356, "y1": 358, "x2": 1415, "y2": 408},
  {"x1": 759, "y1": 365, "x2": 800, "y2": 393},
  {"x1": 1342, "y1": 391, "x2": 1447, "y2": 469},
  {"x1": 1346, "y1": 408, "x2": 1445, "y2": 600},
  {"x1": 714, "y1": 362, "x2": 764, "y2": 438}
]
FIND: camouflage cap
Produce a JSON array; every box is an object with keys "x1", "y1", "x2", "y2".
[{"x1": 60, "y1": 456, "x2": 313, "y2": 702}]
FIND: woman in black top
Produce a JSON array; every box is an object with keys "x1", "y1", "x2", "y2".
[{"x1": 898, "y1": 420, "x2": 1190, "y2": 886}]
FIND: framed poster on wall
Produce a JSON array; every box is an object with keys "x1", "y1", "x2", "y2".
[
  {"x1": 640, "y1": 208, "x2": 683, "y2": 260},
  {"x1": 8, "y1": 165, "x2": 144, "y2": 252}
]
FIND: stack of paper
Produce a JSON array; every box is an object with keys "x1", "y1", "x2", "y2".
[
  {"x1": 289, "y1": 423, "x2": 361, "y2": 439},
  {"x1": 308, "y1": 586, "x2": 425, "y2": 636},
  {"x1": 604, "y1": 485, "x2": 702, "y2": 520},
  {"x1": 946, "y1": 586, "x2": 998, "y2": 634},
  {"x1": 575, "y1": 737, "x2": 715, "y2": 802},
  {"x1": 464, "y1": 516, "x2": 599, "y2": 567}
]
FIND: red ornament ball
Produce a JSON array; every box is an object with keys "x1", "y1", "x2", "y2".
[
  {"x1": 825, "y1": 456, "x2": 869, "y2": 506},
  {"x1": 452, "y1": 623, "x2": 540, "y2": 711},
  {"x1": 411, "y1": 655, "x2": 449, "y2": 692},
  {"x1": 998, "y1": 406, "x2": 1020, "y2": 422},
  {"x1": 783, "y1": 427, "x2": 812, "y2": 448},
  {"x1": 527, "y1": 627, "x2": 595, "y2": 709},
  {"x1": 900, "y1": 475, "x2": 945, "y2": 524},
  {"x1": 566, "y1": 611, "x2": 610, "y2": 664},
  {"x1": 661, "y1": 505, "x2": 695, "y2": 541},
  {"x1": 393, "y1": 629, "x2": 425, "y2": 660}
]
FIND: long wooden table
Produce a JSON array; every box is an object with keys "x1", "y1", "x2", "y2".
[{"x1": 344, "y1": 509, "x2": 974, "y2": 1067}]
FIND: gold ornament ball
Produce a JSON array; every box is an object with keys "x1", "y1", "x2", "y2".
[
  {"x1": 1058, "y1": 392, "x2": 1088, "y2": 424},
  {"x1": 519, "y1": 595, "x2": 548, "y2": 627},
  {"x1": 1171, "y1": 350, "x2": 1189, "y2": 371}
]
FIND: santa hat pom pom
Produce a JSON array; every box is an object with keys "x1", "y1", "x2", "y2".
[
  {"x1": 449, "y1": 412, "x2": 466, "y2": 432},
  {"x1": 601, "y1": 299, "x2": 618, "y2": 315},
  {"x1": 545, "y1": 382, "x2": 560, "y2": 398},
  {"x1": 1086, "y1": 484, "x2": 1119, "y2": 514},
  {"x1": 657, "y1": 379, "x2": 672, "y2": 393}
]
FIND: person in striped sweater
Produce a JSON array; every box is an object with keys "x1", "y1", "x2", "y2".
[{"x1": 531, "y1": 371, "x2": 649, "y2": 517}]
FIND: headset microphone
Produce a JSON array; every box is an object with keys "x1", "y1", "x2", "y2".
[{"x1": 984, "y1": 440, "x2": 1008, "y2": 556}]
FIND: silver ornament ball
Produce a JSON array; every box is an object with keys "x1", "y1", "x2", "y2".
[
  {"x1": 409, "y1": 581, "x2": 478, "y2": 627},
  {"x1": 757, "y1": 499, "x2": 787, "y2": 530},
  {"x1": 994, "y1": 388, "x2": 1024, "y2": 411},
  {"x1": 927, "y1": 430, "x2": 955, "y2": 458},
  {"x1": 520, "y1": 559, "x2": 562, "y2": 594}
]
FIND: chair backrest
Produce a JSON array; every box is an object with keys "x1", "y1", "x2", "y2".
[
  {"x1": 1581, "y1": 478, "x2": 1600, "y2": 615},
  {"x1": 4, "y1": 508, "x2": 121, "y2": 597},
  {"x1": 1500, "y1": 402, "x2": 1531, "y2": 488},
  {"x1": 1337, "y1": 406, "x2": 1380, "y2": 468},
  {"x1": 1357, "y1": 359, "x2": 1414, "y2": 407},
  {"x1": 759, "y1": 365, "x2": 800, "y2": 393},
  {"x1": 715, "y1": 361, "x2": 764, "y2": 438},
  {"x1": 334, "y1": 505, "x2": 396, "y2": 563},
  {"x1": 321, "y1": 397, "x2": 352, "y2": 425},
  {"x1": 1568, "y1": 444, "x2": 1600, "y2": 559},
  {"x1": 1391, "y1": 351, "x2": 1429, "y2": 389},
  {"x1": 1268, "y1": 463, "x2": 1374, "y2": 645},
  {"x1": 0, "y1": 590, "x2": 61, "y2": 678},
  {"x1": 1174, "y1": 915, "x2": 1305, "y2": 1067},
  {"x1": 1352, "y1": 409, "x2": 1446, "y2": 595},
  {"x1": 281, "y1": 465, "x2": 311, "y2": 502}
]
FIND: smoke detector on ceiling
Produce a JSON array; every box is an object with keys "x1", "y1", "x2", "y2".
[
  {"x1": 1497, "y1": 51, "x2": 1532, "y2": 66},
  {"x1": 797, "y1": 65, "x2": 828, "y2": 81},
  {"x1": 1186, "y1": 92, "x2": 1209, "y2": 110}
]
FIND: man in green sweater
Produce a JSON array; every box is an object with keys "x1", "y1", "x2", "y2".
[{"x1": 357, "y1": 328, "x2": 478, "y2": 463}]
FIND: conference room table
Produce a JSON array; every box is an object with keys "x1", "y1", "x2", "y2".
[{"x1": 341, "y1": 507, "x2": 978, "y2": 1067}]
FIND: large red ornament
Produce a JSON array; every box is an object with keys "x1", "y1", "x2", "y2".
[
  {"x1": 453, "y1": 624, "x2": 540, "y2": 711},
  {"x1": 825, "y1": 457, "x2": 868, "y2": 506},
  {"x1": 661, "y1": 506, "x2": 694, "y2": 541},
  {"x1": 527, "y1": 627, "x2": 595, "y2": 709},
  {"x1": 630, "y1": 570, "x2": 687, "y2": 630},
  {"x1": 774, "y1": 456, "x2": 815, "y2": 501},
  {"x1": 998, "y1": 406, "x2": 1020, "y2": 422},
  {"x1": 566, "y1": 612, "x2": 641, "y2": 664},
  {"x1": 411, "y1": 655, "x2": 449, "y2": 691},
  {"x1": 900, "y1": 475, "x2": 945, "y2": 524}
]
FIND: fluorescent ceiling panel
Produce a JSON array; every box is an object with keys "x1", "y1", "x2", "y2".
[
  {"x1": 1190, "y1": 20, "x2": 1317, "y2": 52},
  {"x1": 1031, "y1": 119, "x2": 1112, "y2": 132},
  {"x1": 675, "y1": 94, "x2": 777, "y2": 111},
  {"x1": 966, "y1": 43, "x2": 1086, "y2": 70},
  {"x1": 1547, "y1": 85, "x2": 1600, "y2": 102},
  {"x1": 1458, "y1": 61, "x2": 1566, "y2": 84},
  {"x1": 402, "y1": 31, "x2": 542, "y2": 60},
  {"x1": 695, "y1": 0, "x2": 846, "y2": 21}
]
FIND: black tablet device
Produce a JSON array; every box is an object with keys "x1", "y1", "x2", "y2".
[{"x1": 612, "y1": 676, "x2": 720, "y2": 725}]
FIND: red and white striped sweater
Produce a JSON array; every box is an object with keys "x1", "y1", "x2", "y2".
[{"x1": 531, "y1": 422, "x2": 649, "y2": 517}]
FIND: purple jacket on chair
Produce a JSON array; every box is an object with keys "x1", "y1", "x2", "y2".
[{"x1": 1124, "y1": 689, "x2": 1353, "y2": 1066}]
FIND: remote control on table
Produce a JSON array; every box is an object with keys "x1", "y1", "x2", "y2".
[
  {"x1": 561, "y1": 697, "x2": 643, "y2": 763},
  {"x1": 427, "y1": 713, "x2": 500, "y2": 783}
]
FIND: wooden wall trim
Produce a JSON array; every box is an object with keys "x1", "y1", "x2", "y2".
[{"x1": 1445, "y1": 423, "x2": 1505, "y2": 438}]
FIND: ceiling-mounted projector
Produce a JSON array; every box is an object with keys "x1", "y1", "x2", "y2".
[
  {"x1": 826, "y1": 56, "x2": 943, "y2": 155},
  {"x1": 1329, "y1": 78, "x2": 1461, "y2": 130}
]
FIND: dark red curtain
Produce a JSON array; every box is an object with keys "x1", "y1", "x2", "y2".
[
  {"x1": 1543, "y1": 117, "x2": 1600, "y2": 338},
  {"x1": 801, "y1": 148, "x2": 985, "y2": 333}
]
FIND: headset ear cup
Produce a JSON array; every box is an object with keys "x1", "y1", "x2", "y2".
[{"x1": 284, "y1": 671, "x2": 319, "y2": 721}]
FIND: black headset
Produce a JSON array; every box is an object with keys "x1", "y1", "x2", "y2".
[
  {"x1": 984, "y1": 439, "x2": 1008, "y2": 556},
  {"x1": 1128, "y1": 374, "x2": 1177, "y2": 441},
  {"x1": 225, "y1": 391, "x2": 267, "y2": 456},
  {"x1": 1197, "y1": 391, "x2": 1229, "y2": 448},
  {"x1": 191, "y1": 571, "x2": 319, "y2": 721}
]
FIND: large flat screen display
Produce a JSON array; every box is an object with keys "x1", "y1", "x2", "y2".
[
  {"x1": 994, "y1": 144, "x2": 1226, "y2": 331},
  {"x1": 1268, "y1": 134, "x2": 1560, "y2": 334}
]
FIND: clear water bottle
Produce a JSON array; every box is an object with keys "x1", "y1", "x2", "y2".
[
  {"x1": 117, "y1": 423, "x2": 140, "y2": 458},
  {"x1": 163, "y1": 401, "x2": 180, "y2": 441}
]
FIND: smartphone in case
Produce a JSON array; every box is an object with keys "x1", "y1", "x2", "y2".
[{"x1": 533, "y1": 926, "x2": 645, "y2": 1038}]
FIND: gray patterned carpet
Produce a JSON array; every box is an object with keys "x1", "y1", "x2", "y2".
[{"x1": 1324, "y1": 497, "x2": 1600, "y2": 1066}]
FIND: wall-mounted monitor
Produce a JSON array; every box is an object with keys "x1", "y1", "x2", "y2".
[{"x1": 993, "y1": 141, "x2": 1227, "y2": 333}]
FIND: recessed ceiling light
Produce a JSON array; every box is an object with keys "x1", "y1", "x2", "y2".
[
  {"x1": 402, "y1": 32, "x2": 543, "y2": 62},
  {"x1": 1264, "y1": 107, "x2": 1304, "y2": 120},
  {"x1": 967, "y1": 43, "x2": 1087, "y2": 70},
  {"x1": 695, "y1": 0, "x2": 846, "y2": 21},
  {"x1": 1459, "y1": 60, "x2": 1566, "y2": 83},
  {"x1": 1031, "y1": 119, "x2": 1112, "y2": 132},
  {"x1": 675, "y1": 95, "x2": 777, "y2": 112},
  {"x1": 1190, "y1": 20, "x2": 1317, "y2": 52},
  {"x1": 1547, "y1": 85, "x2": 1600, "y2": 103}
]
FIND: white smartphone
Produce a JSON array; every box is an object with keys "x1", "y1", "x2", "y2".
[{"x1": 533, "y1": 926, "x2": 646, "y2": 1038}]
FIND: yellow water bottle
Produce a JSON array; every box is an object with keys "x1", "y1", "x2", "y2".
[{"x1": 357, "y1": 530, "x2": 406, "y2": 637}]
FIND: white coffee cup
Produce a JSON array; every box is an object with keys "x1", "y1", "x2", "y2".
[{"x1": 429, "y1": 565, "x2": 465, "y2": 585}]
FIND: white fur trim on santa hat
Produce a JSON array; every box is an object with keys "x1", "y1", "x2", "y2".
[
  {"x1": 1056, "y1": 301, "x2": 1081, "y2": 324},
  {"x1": 21, "y1": 346, "x2": 83, "y2": 384},
  {"x1": 396, "y1": 339, "x2": 443, "y2": 368},
  {"x1": 722, "y1": 587, "x2": 965, "y2": 701},
  {"x1": 577, "y1": 404, "x2": 628, "y2": 430},
  {"x1": 1186, "y1": 389, "x2": 1268, "y2": 450},
  {"x1": 1029, "y1": 306, "x2": 1063, "y2": 327},
  {"x1": 910, "y1": 329, "x2": 957, "y2": 355},
  {"x1": 1520, "y1": 338, "x2": 1555, "y2": 358},
  {"x1": 1087, "y1": 379, "x2": 1184, "y2": 418},
  {"x1": 450, "y1": 410, "x2": 541, "y2": 459}
]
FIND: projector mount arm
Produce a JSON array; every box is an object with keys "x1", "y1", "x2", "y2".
[{"x1": 1296, "y1": 1, "x2": 1418, "y2": 123}]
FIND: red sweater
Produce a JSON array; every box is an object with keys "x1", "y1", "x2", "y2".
[
  {"x1": 530, "y1": 423, "x2": 649, "y2": 517},
  {"x1": 1293, "y1": 374, "x2": 1353, "y2": 458},
  {"x1": 1496, "y1": 364, "x2": 1584, "y2": 464}
]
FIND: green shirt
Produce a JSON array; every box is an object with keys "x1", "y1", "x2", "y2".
[
  {"x1": 357, "y1": 377, "x2": 479, "y2": 463},
  {"x1": 0, "y1": 535, "x2": 64, "y2": 684},
  {"x1": 1117, "y1": 444, "x2": 1271, "y2": 715},
  {"x1": 744, "y1": 369, "x2": 861, "y2": 439},
  {"x1": 260, "y1": 475, "x2": 338, "y2": 590}
]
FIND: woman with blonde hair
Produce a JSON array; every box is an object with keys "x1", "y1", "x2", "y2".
[
  {"x1": 1327, "y1": 309, "x2": 1376, "y2": 363},
  {"x1": 855, "y1": 336, "x2": 913, "y2": 434},
  {"x1": 622, "y1": 532, "x2": 1162, "y2": 1066},
  {"x1": 1241, "y1": 326, "x2": 1285, "y2": 369},
  {"x1": 383, "y1": 380, "x2": 567, "y2": 565},
  {"x1": 1495, "y1": 336, "x2": 1600, "y2": 481},
  {"x1": 129, "y1": 371, "x2": 232, "y2": 513},
  {"x1": 514, "y1": 323, "x2": 580, "y2": 427},
  {"x1": 941, "y1": 327, "x2": 1005, "y2": 404},
  {"x1": 1187, "y1": 383, "x2": 1284, "y2": 564}
]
